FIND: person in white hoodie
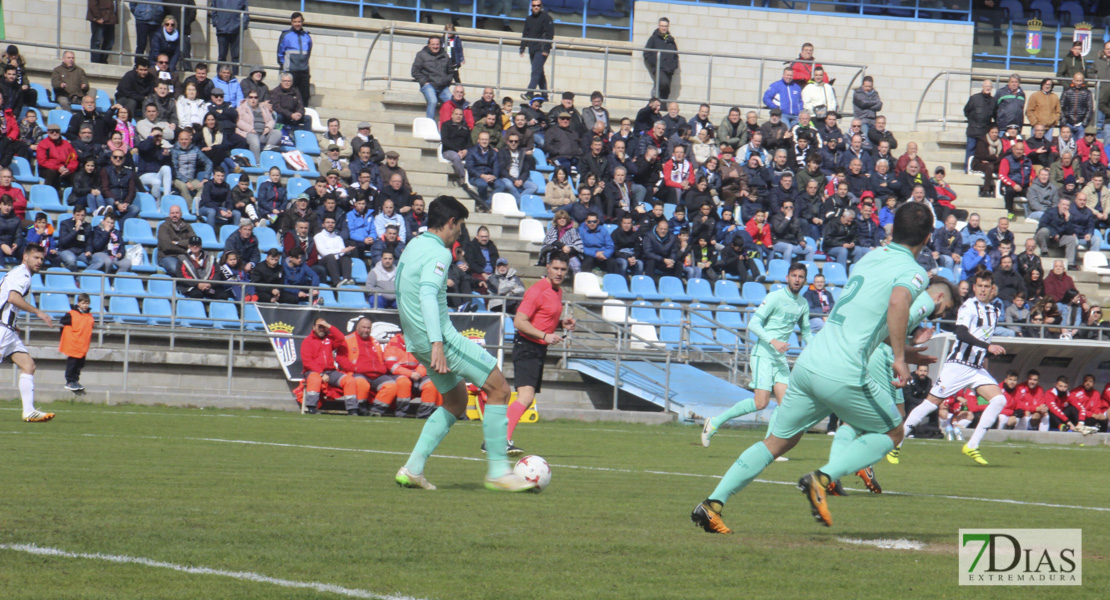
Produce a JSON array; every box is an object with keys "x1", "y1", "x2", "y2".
[
  {"x1": 313, "y1": 215, "x2": 356, "y2": 287},
  {"x1": 365, "y1": 248, "x2": 397, "y2": 309},
  {"x1": 175, "y1": 81, "x2": 207, "y2": 132},
  {"x1": 800, "y1": 66, "x2": 837, "y2": 121}
]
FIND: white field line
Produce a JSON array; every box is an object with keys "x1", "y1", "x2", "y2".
[
  {"x1": 0, "y1": 543, "x2": 427, "y2": 600},
  {"x1": 43, "y1": 431, "x2": 1110, "y2": 515},
  {"x1": 836, "y1": 537, "x2": 926, "y2": 550}
]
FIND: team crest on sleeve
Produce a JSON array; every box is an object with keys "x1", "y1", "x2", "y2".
[
  {"x1": 434, "y1": 262, "x2": 447, "y2": 277},
  {"x1": 916, "y1": 306, "x2": 928, "y2": 318},
  {"x1": 911, "y1": 273, "x2": 925, "y2": 290}
]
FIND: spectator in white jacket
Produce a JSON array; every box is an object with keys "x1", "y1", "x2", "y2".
[
  {"x1": 175, "y1": 82, "x2": 208, "y2": 132},
  {"x1": 313, "y1": 215, "x2": 356, "y2": 287},
  {"x1": 800, "y1": 66, "x2": 837, "y2": 120},
  {"x1": 372, "y1": 198, "x2": 407, "y2": 242}
]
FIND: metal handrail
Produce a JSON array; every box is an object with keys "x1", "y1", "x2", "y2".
[
  {"x1": 914, "y1": 70, "x2": 1110, "y2": 132},
  {"x1": 359, "y1": 23, "x2": 868, "y2": 114}
]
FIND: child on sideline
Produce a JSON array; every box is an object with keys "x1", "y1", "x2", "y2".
[{"x1": 59, "y1": 293, "x2": 94, "y2": 393}]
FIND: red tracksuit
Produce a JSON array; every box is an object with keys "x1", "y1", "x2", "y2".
[{"x1": 1015, "y1": 383, "x2": 1046, "y2": 412}]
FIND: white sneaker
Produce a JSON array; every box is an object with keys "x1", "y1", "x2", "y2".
[
  {"x1": 774, "y1": 456, "x2": 790, "y2": 462},
  {"x1": 484, "y1": 472, "x2": 536, "y2": 492},
  {"x1": 22, "y1": 410, "x2": 55, "y2": 423},
  {"x1": 700, "y1": 417, "x2": 717, "y2": 448},
  {"x1": 395, "y1": 467, "x2": 436, "y2": 490}
]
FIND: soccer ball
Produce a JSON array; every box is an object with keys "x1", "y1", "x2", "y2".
[{"x1": 513, "y1": 455, "x2": 552, "y2": 492}]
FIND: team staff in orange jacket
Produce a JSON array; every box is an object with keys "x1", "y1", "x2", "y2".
[
  {"x1": 345, "y1": 317, "x2": 410, "y2": 417},
  {"x1": 301, "y1": 317, "x2": 368, "y2": 415},
  {"x1": 385, "y1": 332, "x2": 442, "y2": 419},
  {"x1": 59, "y1": 293, "x2": 94, "y2": 393}
]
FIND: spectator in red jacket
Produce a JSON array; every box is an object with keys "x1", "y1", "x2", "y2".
[
  {"x1": 1090, "y1": 384, "x2": 1110, "y2": 432},
  {"x1": 1047, "y1": 375, "x2": 1086, "y2": 431},
  {"x1": 438, "y1": 85, "x2": 474, "y2": 129},
  {"x1": 300, "y1": 317, "x2": 365, "y2": 416},
  {"x1": 0, "y1": 97, "x2": 32, "y2": 169},
  {"x1": 1015, "y1": 369, "x2": 1049, "y2": 431},
  {"x1": 998, "y1": 370, "x2": 1021, "y2": 428},
  {"x1": 0, "y1": 168, "x2": 27, "y2": 219},
  {"x1": 660, "y1": 145, "x2": 695, "y2": 205},
  {"x1": 790, "y1": 43, "x2": 829, "y2": 87},
  {"x1": 36, "y1": 123, "x2": 78, "y2": 192},
  {"x1": 344, "y1": 317, "x2": 411, "y2": 417},
  {"x1": 744, "y1": 207, "x2": 773, "y2": 259}
]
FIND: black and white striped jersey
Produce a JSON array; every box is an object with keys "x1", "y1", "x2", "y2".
[
  {"x1": 0, "y1": 265, "x2": 31, "y2": 329},
  {"x1": 945, "y1": 297, "x2": 999, "y2": 369}
]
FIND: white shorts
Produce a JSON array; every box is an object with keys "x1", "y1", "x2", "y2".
[
  {"x1": 929, "y1": 363, "x2": 997, "y2": 399},
  {"x1": 0, "y1": 328, "x2": 28, "y2": 363}
]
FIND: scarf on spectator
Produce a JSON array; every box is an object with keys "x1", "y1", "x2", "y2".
[
  {"x1": 815, "y1": 289, "x2": 831, "y2": 313},
  {"x1": 1056, "y1": 136, "x2": 1076, "y2": 157},
  {"x1": 106, "y1": 138, "x2": 127, "y2": 156},
  {"x1": 115, "y1": 120, "x2": 136, "y2": 150},
  {"x1": 669, "y1": 159, "x2": 690, "y2": 184},
  {"x1": 202, "y1": 126, "x2": 224, "y2": 148},
  {"x1": 162, "y1": 27, "x2": 180, "y2": 43},
  {"x1": 985, "y1": 136, "x2": 1002, "y2": 158}
]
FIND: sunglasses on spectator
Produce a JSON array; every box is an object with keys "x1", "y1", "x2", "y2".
[
  {"x1": 586, "y1": 219, "x2": 598, "y2": 224},
  {"x1": 111, "y1": 154, "x2": 125, "y2": 159},
  {"x1": 507, "y1": 139, "x2": 519, "y2": 143}
]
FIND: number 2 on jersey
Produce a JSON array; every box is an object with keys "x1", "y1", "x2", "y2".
[{"x1": 827, "y1": 275, "x2": 863, "y2": 326}]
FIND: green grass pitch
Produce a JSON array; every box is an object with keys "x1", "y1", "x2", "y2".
[{"x1": 0, "y1": 400, "x2": 1106, "y2": 599}]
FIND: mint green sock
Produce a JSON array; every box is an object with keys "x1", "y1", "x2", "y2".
[
  {"x1": 827, "y1": 423, "x2": 858, "y2": 464},
  {"x1": 403, "y1": 407, "x2": 457, "y2": 475},
  {"x1": 482, "y1": 404, "x2": 511, "y2": 478},
  {"x1": 708, "y1": 441, "x2": 774, "y2": 504},
  {"x1": 819, "y1": 432, "x2": 895, "y2": 481},
  {"x1": 710, "y1": 397, "x2": 758, "y2": 429}
]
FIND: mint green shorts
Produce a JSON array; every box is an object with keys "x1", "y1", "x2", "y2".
[
  {"x1": 751, "y1": 354, "x2": 789, "y2": 392},
  {"x1": 768, "y1": 365, "x2": 902, "y2": 438},
  {"x1": 412, "y1": 330, "x2": 498, "y2": 393}
]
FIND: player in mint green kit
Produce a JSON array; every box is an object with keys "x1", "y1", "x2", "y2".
[
  {"x1": 394, "y1": 195, "x2": 535, "y2": 493},
  {"x1": 701, "y1": 262, "x2": 812, "y2": 448},
  {"x1": 825, "y1": 281, "x2": 957, "y2": 496},
  {"x1": 691, "y1": 203, "x2": 938, "y2": 533}
]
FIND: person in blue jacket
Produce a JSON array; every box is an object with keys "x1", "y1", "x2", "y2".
[
  {"x1": 961, "y1": 238, "x2": 993, "y2": 279},
  {"x1": 276, "y1": 12, "x2": 313, "y2": 107},
  {"x1": 762, "y1": 68, "x2": 803, "y2": 128},
  {"x1": 578, "y1": 214, "x2": 613, "y2": 273}
]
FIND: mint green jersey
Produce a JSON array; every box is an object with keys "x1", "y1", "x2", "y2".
[
  {"x1": 395, "y1": 233, "x2": 455, "y2": 353},
  {"x1": 795, "y1": 243, "x2": 928, "y2": 382},
  {"x1": 867, "y1": 293, "x2": 937, "y2": 403},
  {"x1": 748, "y1": 287, "x2": 813, "y2": 360}
]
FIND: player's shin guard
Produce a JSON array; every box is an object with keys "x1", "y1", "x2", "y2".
[
  {"x1": 902, "y1": 401, "x2": 938, "y2": 436},
  {"x1": 819, "y1": 432, "x2": 896, "y2": 481},
  {"x1": 403, "y1": 407, "x2": 458, "y2": 475},
  {"x1": 708, "y1": 441, "x2": 775, "y2": 505},
  {"x1": 481, "y1": 404, "x2": 512, "y2": 478},
  {"x1": 966, "y1": 395, "x2": 1006, "y2": 450},
  {"x1": 710, "y1": 397, "x2": 758, "y2": 429},
  {"x1": 18, "y1": 373, "x2": 35, "y2": 415}
]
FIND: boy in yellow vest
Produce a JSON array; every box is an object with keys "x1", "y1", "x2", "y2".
[{"x1": 59, "y1": 293, "x2": 93, "y2": 393}]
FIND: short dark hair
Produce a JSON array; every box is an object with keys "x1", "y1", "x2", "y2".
[
  {"x1": 195, "y1": 62, "x2": 208, "y2": 71},
  {"x1": 1057, "y1": 375, "x2": 1069, "y2": 384},
  {"x1": 291, "y1": 11, "x2": 303, "y2": 19},
  {"x1": 974, "y1": 270, "x2": 994, "y2": 285},
  {"x1": 1006, "y1": 370, "x2": 1019, "y2": 378},
  {"x1": 548, "y1": 251, "x2": 570, "y2": 266},
  {"x1": 1027, "y1": 369, "x2": 1040, "y2": 377},
  {"x1": 24, "y1": 243, "x2": 44, "y2": 255},
  {"x1": 135, "y1": 57, "x2": 150, "y2": 68},
  {"x1": 381, "y1": 250, "x2": 395, "y2": 259},
  {"x1": 788, "y1": 262, "x2": 807, "y2": 275},
  {"x1": 427, "y1": 195, "x2": 469, "y2": 229},
  {"x1": 891, "y1": 202, "x2": 934, "y2": 246},
  {"x1": 288, "y1": 247, "x2": 304, "y2": 259},
  {"x1": 34, "y1": 212, "x2": 47, "y2": 222},
  {"x1": 267, "y1": 248, "x2": 282, "y2": 258}
]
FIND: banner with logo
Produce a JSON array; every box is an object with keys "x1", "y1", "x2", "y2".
[
  {"x1": 1073, "y1": 22, "x2": 1093, "y2": 56},
  {"x1": 959, "y1": 529, "x2": 1081, "y2": 586},
  {"x1": 1025, "y1": 19, "x2": 1043, "y2": 55},
  {"x1": 256, "y1": 306, "x2": 504, "y2": 382}
]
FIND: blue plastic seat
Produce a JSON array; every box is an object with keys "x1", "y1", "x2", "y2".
[
  {"x1": 657, "y1": 276, "x2": 691, "y2": 302},
  {"x1": 657, "y1": 301, "x2": 683, "y2": 324},
  {"x1": 10, "y1": 157, "x2": 40, "y2": 184},
  {"x1": 336, "y1": 288, "x2": 368, "y2": 308},
  {"x1": 285, "y1": 177, "x2": 311, "y2": 199},
  {"x1": 659, "y1": 324, "x2": 683, "y2": 351},
  {"x1": 602, "y1": 273, "x2": 635, "y2": 299},
  {"x1": 44, "y1": 268, "x2": 81, "y2": 294},
  {"x1": 765, "y1": 259, "x2": 790, "y2": 283},
  {"x1": 823, "y1": 262, "x2": 848, "y2": 286},
  {"x1": 209, "y1": 302, "x2": 242, "y2": 329},
  {"x1": 262, "y1": 150, "x2": 319, "y2": 178},
  {"x1": 78, "y1": 270, "x2": 108, "y2": 295},
  {"x1": 123, "y1": 219, "x2": 157, "y2": 246},
  {"x1": 30, "y1": 186, "x2": 66, "y2": 211},
  {"x1": 131, "y1": 247, "x2": 159, "y2": 274},
  {"x1": 741, "y1": 281, "x2": 767, "y2": 305},
  {"x1": 351, "y1": 259, "x2": 368, "y2": 284},
  {"x1": 521, "y1": 194, "x2": 554, "y2": 219},
  {"x1": 243, "y1": 304, "x2": 265, "y2": 332},
  {"x1": 110, "y1": 296, "x2": 147, "y2": 324},
  {"x1": 688, "y1": 303, "x2": 722, "y2": 350},
  {"x1": 40, "y1": 293, "x2": 71, "y2": 318},
  {"x1": 219, "y1": 224, "x2": 237, "y2": 244},
  {"x1": 630, "y1": 300, "x2": 660, "y2": 324},
  {"x1": 831, "y1": 287, "x2": 842, "y2": 301},
  {"x1": 937, "y1": 266, "x2": 957, "y2": 284},
  {"x1": 142, "y1": 298, "x2": 174, "y2": 325},
  {"x1": 294, "y1": 130, "x2": 321, "y2": 156},
  {"x1": 146, "y1": 274, "x2": 175, "y2": 297},
  {"x1": 231, "y1": 149, "x2": 265, "y2": 175},
  {"x1": 999, "y1": 0, "x2": 1024, "y2": 21},
  {"x1": 630, "y1": 275, "x2": 665, "y2": 301},
  {"x1": 176, "y1": 299, "x2": 213, "y2": 328},
  {"x1": 31, "y1": 83, "x2": 57, "y2": 109},
  {"x1": 1029, "y1": 0, "x2": 1057, "y2": 25},
  {"x1": 255, "y1": 226, "x2": 280, "y2": 252},
  {"x1": 94, "y1": 89, "x2": 112, "y2": 113},
  {"x1": 663, "y1": 204, "x2": 676, "y2": 219},
  {"x1": 315, "y1": 289, "x2": 337, "y2": 307},
  {"x1": 48, "y1": 109, "x2": 72, "y2": 132},
  {"x1": 770, "y1": 283, "x2": 784, "y2": 292},
  {"x1": 160, "y1": 195, "x2": 198, "y2": 221},
  {"x1": 713, "y1": 280, "x2": 743, "y2": 305},
  {"x1": 137, "y1": 193, "x2": 166, "y2": 219},
  {"x1": 528, "y1": 171, "x2": 547, "y2": 195},
  {"x1": 191, "y1": 223, "x2": 222, "y2": 250},
  {"x1": 686, "y1": 278, "x2": 715, "y2": 304},
  {"x1": 112, "y1": 275, "x2": 145, "y2": 296},
  {"x1": 533, "y1": 147, "x2": 553, "y2": 172}
]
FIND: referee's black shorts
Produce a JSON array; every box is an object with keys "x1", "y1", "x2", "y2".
[{"x1": 511, "y1": 336, "x2": 548, "y2": 392}]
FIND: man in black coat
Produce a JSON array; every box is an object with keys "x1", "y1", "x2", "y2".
[
  {"x1": 115, "y1": 59, "x2": 156, "y2": 117},
  {"x1": 520, "y1": 0, "x2": 554, "y2": 100},
  {"x1": 643, "y1": 17, "x2": 679, "y2": 100},
  {"x1": 963, "y1": 79, "x2": 996, "y2": 173}
]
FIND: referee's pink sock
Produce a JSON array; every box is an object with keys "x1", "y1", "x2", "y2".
[{"x1": 506, "y1": 400, "x2": 529, "y2": 442}]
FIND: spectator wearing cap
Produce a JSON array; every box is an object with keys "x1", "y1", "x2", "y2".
[
  {"x1": 318, "y1": 144, "x2": 351, "y2": 180},
  {"x1": 212, "y1": 64, "x2": 244, "y2": 108},
  {"x1": 545, "y1": 111, "x2": 582, "y2": 174},
  {"x1": 412, "y1": 36, "x2": 454, "y2": 121},
  {"x1": 547, "y1": 92, "x2": 586, "y2": 137},
  {"x1": 378, "y1": 150, "x2": 411, "y2": 193},
  {"x1": 37, "y1": 123, "x2": 79, "y2": 192},
  {"x1": 239, "y1": 66, "x2": 270, "y2": 103},
  {"x1": 520, "y1": 0, "x2": 554, "y2": 99},
  {"x1": 179, "y1": 235, "x2": 232, "y2": 300},
  {"x1": 206, "y1": 87, "x2": 239, "y2": 137},
  {"x1": 224, "y1": 218, "x2": 260, "y2": 271},
  {"x1": 350, "y1": 122, "x2": 384, "y2": 164},
  {"x1": 494, "y1": 131, "x2": 538, "y2": 201}
]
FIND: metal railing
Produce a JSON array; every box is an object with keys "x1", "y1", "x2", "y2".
[
  {"x1": 913, "y1": 70, "x2": 1110, "y2": 131},
  {"x1": 361, "y1": 23, "x2": 868, "y2": 113},
  {"x1": 972, "y1": 16, "x2": 1110, "y2": 72}
]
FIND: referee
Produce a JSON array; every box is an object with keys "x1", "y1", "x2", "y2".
[{"x1": 496, "y1": 251, "x2": 575, "y2": 456}]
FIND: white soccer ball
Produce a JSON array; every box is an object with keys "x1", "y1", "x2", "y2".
[{"x1": 513, "y1": 455, "x2": 552, "y2": 492}]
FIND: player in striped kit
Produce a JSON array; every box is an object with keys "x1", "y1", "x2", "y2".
[
  {"x1": 0, "y1": 244, "x2": 56, "y2": 422},
  {"x1": 891, "y1": 270, "x2": 1006, "y2": 465}
]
